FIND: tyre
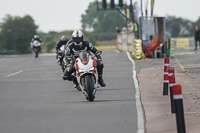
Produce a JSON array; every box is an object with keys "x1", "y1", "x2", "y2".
[
  {"x1": 84, "y1": 76, "x2": 94, "y2": 101},
  {"x1": 35, "y1": 49, "x2": 39, "y2": 58},
  {"x1": 35, "y1": 51, "x2": 38, "y2": 58}
]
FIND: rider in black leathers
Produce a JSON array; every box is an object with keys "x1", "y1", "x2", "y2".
[
  {"x1": 55, "y1": 36, "x2": 68, "y2": 66},
  {"x1": 55, "y1": 36, "x2": 68, "y2": 53},
  {"x1": 62, "y1": 30, "x2": 106, "y2": 87}
]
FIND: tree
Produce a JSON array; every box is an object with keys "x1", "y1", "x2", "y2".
[
  {"x1": 0, "y1": 15, "x2": 38, "y2": 54},
  {"x1": 166, "y1": 16, "x2": 195, "y2": 37},
  {"x1": 81, "y1": 2, "x2": 126, "y2": 41}
]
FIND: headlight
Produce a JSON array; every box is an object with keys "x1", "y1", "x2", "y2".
[
  {"x1": 89, "y1": 67, "x2": 94, "y2": 72},
  {"x1": 78, "y1": 69, "x2": 86, "y2": 73}
]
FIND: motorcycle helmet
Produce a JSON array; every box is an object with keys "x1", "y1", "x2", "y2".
[
  {"x1": 34, "y1": 34, "x2": 39, "y2": 39},
  {"x1": 61, "y1": 36, "x2": 67, "y2": 41},
  {"x1": 72, "y1": 30, "x2": 84, "y2": 46}
]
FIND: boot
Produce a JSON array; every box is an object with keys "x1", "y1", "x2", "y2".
[
  {"x1": 72, "y1": 77, "x2": 79, "y2": 88},
  {"x1": 62, "y1": 69, "x2": 73, "y2": 81},
  {"x1": 98, "y1": 75, "x2": 106, "y2": 87}
]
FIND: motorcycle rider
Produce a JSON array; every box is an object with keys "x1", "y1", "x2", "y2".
[
  {"x1": 31, "y1": 35, "x2": 42, "y2": 52},
  {"x1": 55, "y1": 36, "x2": 68, "y2": 53},
  {"x1": 55, "y1": 36, "x2": 68, "y2": 64},
  {"x1": 62, "y1": 30, "x2": 106, "y2": 87},
  {"x1": 32, "y1": 35, "x2": 42, "y2": 42}
]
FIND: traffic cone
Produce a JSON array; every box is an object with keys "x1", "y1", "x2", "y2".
[
  {"x1": 168, "y1": 65, "x2": 176, "y2": 113},
  {"x1": 163, "y1": 57, "x2": 169, "y2": 95}
]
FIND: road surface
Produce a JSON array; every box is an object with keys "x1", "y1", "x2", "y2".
[{"x1": 0, "y1": 51, "x2": 138, "y2": 133}]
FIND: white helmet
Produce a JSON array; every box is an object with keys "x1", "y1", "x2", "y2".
[
  {"x1": 34, "y1": 34, "x2": 39, "y2": 39},
  {"x1": 72, "y1": 30, "x2": 84, "y2": 46}
]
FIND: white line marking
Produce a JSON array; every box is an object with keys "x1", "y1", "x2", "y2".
[
  {"x1": 126, "y1": 52, "x2": 145, "y2": 133},
  {"x1": 175, "y1": 58, "x2": 186, "y2": 72},
  {"x1": 6, "y1": 70, "x2": 23, "y2": 77},
  {"x1": 175, "y1": 51, "x2": 200, "y2": 56},
  {"x1": 114, "y1": 50, "x2": 120, "y2": 53}
]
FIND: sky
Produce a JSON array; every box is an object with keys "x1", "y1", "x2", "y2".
[{"x1": 0, "y1": 0, "x2": 200, "y2": 33}]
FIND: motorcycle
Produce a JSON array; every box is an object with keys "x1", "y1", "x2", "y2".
[
  {"x1": 32, "y1": 40, "x2": 41, "y2": 58},
  {"x1": 57, "y1": 45, "x2": 65, "y2": 71},
  {"x1": 73, "y1": 51, "x2": 99, "y2": 101}
]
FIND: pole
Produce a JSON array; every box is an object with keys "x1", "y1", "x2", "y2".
[
  {"x1": 168, "y1": 65, "x2": 176, "y2": 113},
  {"x1": 130, "y1": 0, "x2": 134, "y2": 22},
  {"x1": 141, "y1": 0, "x2": 143, "y2": 16},
  {"x1": 173, "y1": 85, "x2": 186, "y2": 133},
  {"x1": 145, "y1": 0, "x2": 148, "y2": 16},
  {"x1": 163, "y1": 57, "x2": 169, "y2": 95}
]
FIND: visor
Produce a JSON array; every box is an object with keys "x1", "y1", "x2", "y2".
[{"x1": 73, "y1": 37, "x2": 83, "y2": 44}]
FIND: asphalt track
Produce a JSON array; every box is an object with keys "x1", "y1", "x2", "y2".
[{"x1": 0, "y1": 51, "x2": 138, "y2": 133}]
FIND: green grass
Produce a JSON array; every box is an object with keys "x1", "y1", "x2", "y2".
[{"x1": 95, "y1": 45, "x2": 117, "y2": 51}]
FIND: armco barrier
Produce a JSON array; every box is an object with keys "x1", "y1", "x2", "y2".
[{"x1": 129, "y1": 39, "x2": 145, "y2": 60}]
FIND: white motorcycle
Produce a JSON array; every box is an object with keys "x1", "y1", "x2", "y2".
[
  {"x1": 73, "y1": 51, "x2": 100, "y2": 101},
  {"x1": 32, "y1": 40, "x2": 41, "y2": 58}
]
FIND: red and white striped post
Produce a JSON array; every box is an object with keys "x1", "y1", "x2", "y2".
[
  {"x1": 173, "y1": 85, "x2": 186, "y2": 133},
  {"x1": 163, "y1": 57, "x2": 169, "y2": 95},
  {"x1": 168, "y1": 65, "x2": 176, "y2": 113}
]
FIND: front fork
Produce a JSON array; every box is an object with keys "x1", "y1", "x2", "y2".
[{"x1": 78, "y1": 74, "x2": 97, "y2": 97}]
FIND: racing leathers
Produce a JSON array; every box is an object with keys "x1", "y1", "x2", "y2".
[
  {"x1": 55, "y1": 39, "x2": 68, "y2": 65},
  {"x1": 62, "y1": 41, "x2": 106, "y2": 87},
  {"x1": 55, "y1": 39, "x2": 68, "y2": 53}
]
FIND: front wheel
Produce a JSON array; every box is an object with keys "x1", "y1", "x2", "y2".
[
  {"x1": 34, "y1": 48, "x2": 39, "y2": 58},
  {"x1": 35, "y1": 52, "x2": 38, "y2": 58},
  {"x1": 84, "y1": 76, "x2": 94, "y2": 101}
]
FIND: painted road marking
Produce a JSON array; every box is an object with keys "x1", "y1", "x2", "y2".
[
  {"x1": 175, "y1": 58, "x2": 186, "y2": 72},
  {"x1": 175, "y1": 51, "x2": 200, "y2": 56},
  {"x1": 6, "y1": 70, "x2": 23, "y2": 77},
  {"x1": 114, "y1": 50, "x2": 120, "y2": 53},
  {"x1": 126, "y1": 52, "x2": 145, "y2": 133}
]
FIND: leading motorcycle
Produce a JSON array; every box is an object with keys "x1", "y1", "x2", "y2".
[{"x1": 73, "y1": 51, "x2": 99, "y2": 101}]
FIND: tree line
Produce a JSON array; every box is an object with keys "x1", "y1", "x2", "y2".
[{"x1": 0, "y1": 1, "x2": 200, "y2": 54}]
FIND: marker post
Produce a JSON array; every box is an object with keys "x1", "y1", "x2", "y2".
[{"x1": 173, "y1": 85, "x2": 186, "y2": 133}]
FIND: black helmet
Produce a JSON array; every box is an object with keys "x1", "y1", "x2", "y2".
[{"x1": 61, "y1": 36, "x2": 67, "y2": 41}]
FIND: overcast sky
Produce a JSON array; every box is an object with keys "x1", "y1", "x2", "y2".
[{"x1": 0, "y1": 0, "x2": 199, "y2": 32}]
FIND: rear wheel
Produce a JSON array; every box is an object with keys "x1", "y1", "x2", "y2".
[{"x1": 84, "y1": 76, "x2": 94, "y2": 101}]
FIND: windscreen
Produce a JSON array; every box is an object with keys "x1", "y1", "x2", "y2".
[{"x1": 79, "y1": 51, "x2": 89, "y2": 64}]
